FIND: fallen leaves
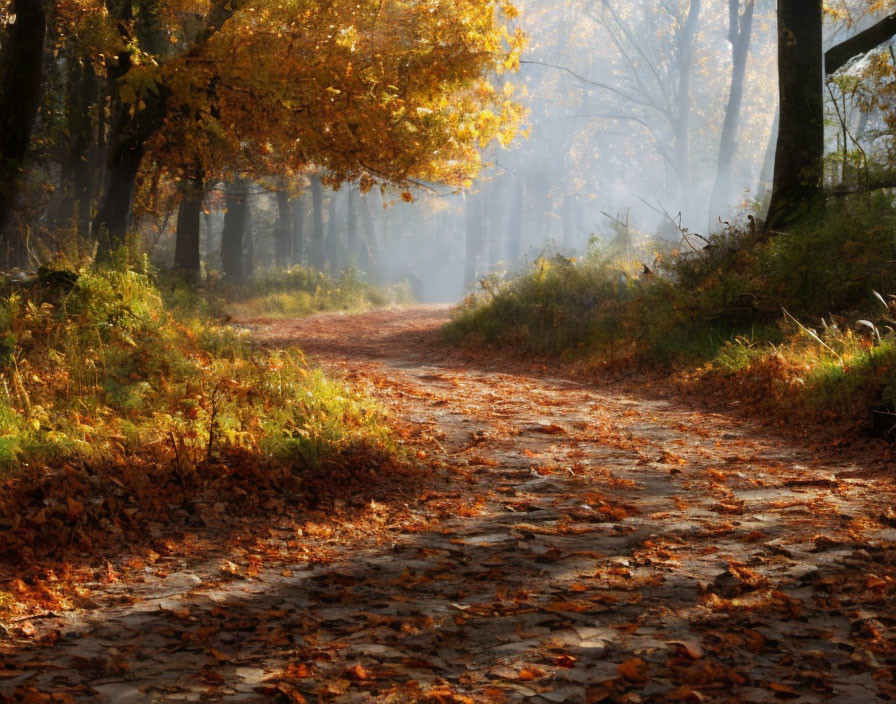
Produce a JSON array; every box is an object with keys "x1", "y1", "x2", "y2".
[
  {"x1": 4, "y1": 307, "x2": 896, "y2": 704},
  {"x1": 617, "y1": 657, "x2": 650, "y2": 683}
]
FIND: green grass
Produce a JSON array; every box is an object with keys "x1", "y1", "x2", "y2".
[
  {"x1": 0, "y1": 258, "x2": 397, "y2": 475},
  {"x1": 220, "y1": 266, "x2": 413, "y2": 318},
  {"x1": 447, "y1": 195, "x2": 896, "y2": 431}
]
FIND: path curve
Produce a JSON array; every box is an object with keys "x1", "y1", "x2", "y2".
[{"x1": 3, "y1": 306, "x2": 896, "y2": 703}]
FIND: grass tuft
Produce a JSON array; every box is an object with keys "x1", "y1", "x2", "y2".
[{"x1": 447, "y1": 195, "x2": 896, "y2": 433}]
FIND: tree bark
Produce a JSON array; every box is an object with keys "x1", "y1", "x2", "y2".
[
  {"x1": 324, "y1": 189, "x2": 341, "y2": 272},
  {"x1": 0, "y1": 0, "x2": 47, "y2": 243},
  {"x1": 346, "y1": 187, "x2": 358, "y2": 267},
  {"x1": 672, "y1": 0, "x2": 701, "y2": 192},
  {"x1": 173, "y1": 176, "x2": 203, "y2": 275},
  {"x1": 358, "y1": 192, "x2": 380, "y2": 280},
  {"x1": 292, "y1": 195, "x2": 304, "y2": 266},
  {"x1": 709, "y1": 0, "x2": 756, "y2": 224},
  {"x1": 91, "y1": 59, "x2": 170, "y2": 253},
  {"x1": 765, "y1": 0, "x2": 824, "y2": 230},
  {"x1": 71, "y1": 60, "x2": 96, "y2": 239},
  {"x1": 309, "y1": 175, "x2": 325, "y2": 270},
  {"x1": 221, "y1": 178, "x2": 248, "y2": 282},
  {"x1": 274, "y1": 183, "x2": 293, "y2": 266},
  {"x1": 92, "y1": 0, "x2": 237, "y2": 255},
  {"x1": 826, "y1": 13, "x2": 896, "y2": 75}
]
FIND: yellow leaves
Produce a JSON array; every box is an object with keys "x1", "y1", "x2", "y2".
[
  {"x1": 119, "y1": 83, "x2": 138, "y2": 105},
  {"x1": 335, "y1": 25, "x2": 359, "y2": 51}
]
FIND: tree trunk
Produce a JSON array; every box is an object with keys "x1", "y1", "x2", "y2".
[
  {"x1": 72, "y1": 68, "x2": 96, "y2": 239},
  {"x1": 0, "y1": 0, "x2": 47, "y2": 244},
  {"x1": 309, "y1": 175, "x2": 325, "y2": 270},
  {"x1": 243, "y1": 201, "x2": 254, "y2": 279},
  {"x1": 93, "y1": 0, "x2": 235, "y2": 256},
  {"x1": 274, "y1": 184, "x2": 293, "y2": 266},
  {"x1": 358, "y1": 192, "x2": 380, "y2": 281},
  {"x1": 292, "y1": 195, "x2": 304, "y2": 266},
  {"x1": 765, "y1": 0, "x2": 824, "y2": 230},
  {"x1": 174, "y1": 176, "x2": 203, "y2": 275},
  {"x1": 672, "y1": 0, "x2": 701, "y2": 193},
  {"x1": 709, "y1": 0, "x2": 756, "y2": 225},
  {"x1": 346, "y1": 187, "x2": 358, "y2": 267},
  {"x1": 324, "y1": 189, "x2": 341, "y2": 273},
  {"x1": 221, "y1": 178, "x2": 248, "y2": 282}
]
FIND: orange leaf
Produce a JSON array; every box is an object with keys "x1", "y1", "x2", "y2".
[
  {"x1": 667, "y1": 640, "x2": 704, "y2": 659},
  {"x1": 345, "y1": 664, "x2": 369, "y2": 680},
  {"x1": 276, "y1": 682, "x2": 307, "y2": 703},
  {"x1": 516, "y1": 666, "x2": 547, "y2": 681},
  {"x1": 617, "y1": 657, "x2": 649, "y2": 683},
  {"x1": 555, "y1": 654, "x2": 577, "y2": 668}
]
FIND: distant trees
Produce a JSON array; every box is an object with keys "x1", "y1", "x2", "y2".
[
  {"x1": 709, "y1": 0, "x2": 756, "y2": 224},
  {"x1": 0, "y1": 0, "x2": 524, "y2": 273}
]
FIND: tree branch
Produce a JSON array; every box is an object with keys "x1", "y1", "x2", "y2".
[{"x1": 826, "y1": 13, "x2": 896, "y2": 75}]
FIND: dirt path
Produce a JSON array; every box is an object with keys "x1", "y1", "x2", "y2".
[{"x1": 3, "y1": 306, "x2": 896, "y2": 703}]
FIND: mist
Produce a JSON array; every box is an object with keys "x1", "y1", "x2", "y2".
[{"x1": 141, "y1": 0, "x2": 896, "y2": 304}]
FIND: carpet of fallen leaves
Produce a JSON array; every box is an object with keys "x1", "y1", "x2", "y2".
[{"x1": 3, "y1": 305, "x2": 896, "y2": 703}]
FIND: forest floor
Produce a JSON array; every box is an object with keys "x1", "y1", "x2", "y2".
[{"x1": 3, "y1": 306, "x2": 896, "y2": 703}]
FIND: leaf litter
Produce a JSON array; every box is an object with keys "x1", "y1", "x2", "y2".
[{"x1": 2, "y1": 306, "x2": 896, "y2": 703}]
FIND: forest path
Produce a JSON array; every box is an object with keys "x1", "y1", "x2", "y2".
[{"x1": 4, "y1": 306, "x2": 896, "y2": 703}]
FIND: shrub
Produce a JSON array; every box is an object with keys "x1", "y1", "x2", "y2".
[{"x1": 0, "y1": 260, "x2": 395, "y2": 474}]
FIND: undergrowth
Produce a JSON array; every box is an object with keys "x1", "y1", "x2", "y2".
[
  {"x1": 447, "y1": 194, "x2": 896, "y2": 433},
  {"x1": 0, "y1": 256, "x2": 405, "y2": 571},
  {"x1": 221, "y1": 266, "x2": 413, "y2": 318}
]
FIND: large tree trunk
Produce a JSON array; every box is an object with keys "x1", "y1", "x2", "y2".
[
  {"x1": 309, "y1": 175, "x2": 325, "y2": 270},
  {"x1": 709, "y1": 0, "x2": 756, "y2": 225},
  {"x1": 221, "y1": 178, "x2": 248, "y2": 282},
  {"x1": 173, "y1": 176, "x2": 203, "y2": 275},
  {"x1": 0, "y1": 0, "x2": 47, "y2": 245},
  {"x1": 91, "y1": 51, "x2": 170, "y2": 254},
  {"x1": 765, "y1": 0, "x2": 824, "y2": 230},
  {"x1": 93, "y1": 0, "x2": 235, "y2": 256}
]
